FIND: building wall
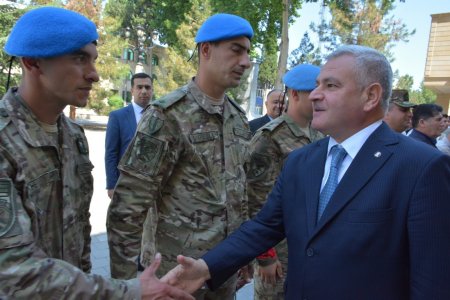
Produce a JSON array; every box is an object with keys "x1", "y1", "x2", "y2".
[{"x1": 424, "y1": 12, "x2": 450, "y2": 114}]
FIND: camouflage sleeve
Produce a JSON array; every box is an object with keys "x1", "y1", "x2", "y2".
[
  {"x1": 106, "y1": 108, "x2": 180, "y2": 279},
  {"x1": 0, "y1": 148, "x2": 140, "y2": 299},
  {"x1": 246, "y1": 131, "x2": 282, "y2": 219}
]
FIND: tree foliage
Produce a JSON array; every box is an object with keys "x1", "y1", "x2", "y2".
[
  {"x1": 288, "y1": 32, "x2": 322, "y2": 68},
  {"x1": 310, "y1": 0, "x2": 415, "y2": 61},
  {"x1": 0, "y1": 4, "x2": 28, "y2": 96}
]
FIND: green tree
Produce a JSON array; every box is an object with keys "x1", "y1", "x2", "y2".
[
  {"x1": 0, "y1": 4, "x2": 27, "y2": 96},
  {"x1": 311, "y1": 0, "x2": 415, "y2": 61},
  {"x1": 395, "y1": 74, "x2": 414, "y2": 90},
  {"x1": 410, "y1": 82, "x2": 437, "y2": 105},
  {"x1": 288, "y1": 32, "x2": 322, "y2": 68},
  {"x1": 211, "y1": 0, "x2": 304, "y2": 88}
]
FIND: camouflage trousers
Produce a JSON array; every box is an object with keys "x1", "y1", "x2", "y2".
[
  {"x1": 253, "y1": 239, "x2": 288, "y2": 300},
  {"x1": 193, "y1": 273, "x2": 238, "y2": 300}
]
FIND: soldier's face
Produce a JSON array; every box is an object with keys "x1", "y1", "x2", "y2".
[
  {"x1": 207, "y1": 37, "x2": 251, "y2": 89},
  {"x1": 384, "y1": 104, "x2": 412, "y2": 133},
  {"x1": 37, "y1": 43, "x2": 99, "y2": 109}
]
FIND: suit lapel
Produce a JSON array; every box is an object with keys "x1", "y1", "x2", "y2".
[
  {"x1": 311, "y1": 124, "x2": 398, "y2": 237},
  {"x1": 304, "y1": 138, "x2": 329, "y2": 235}
]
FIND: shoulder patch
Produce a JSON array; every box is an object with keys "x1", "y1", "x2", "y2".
[
  {"x1": 0, "y1": 179, "x2": 16, "y2": 237},
  {"x1": 148, "y1": 115, "x2": 164, "y2": 135},
  {"x1": 123, "y1": 132, "x2": 165, "y2": 177},
  {"x1": 152, "y1": 86, "x2": 188, "y2": 109},
  {"x1": 247, "y1": 153, "x2": 271, "y2": 179}
]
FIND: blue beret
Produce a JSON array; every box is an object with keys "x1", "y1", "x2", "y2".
[
  {"x1": 195, "y1": 13, "x2": 253, "y2": 43},
  {"x1": 283, "y1": 64, "x2": 321, "y2": 91},
  {"x1": 4, "y1": 7, "x2": 98, "y2": 58}
]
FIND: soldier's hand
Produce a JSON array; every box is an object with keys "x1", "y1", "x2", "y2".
[
  {"x1": 258, "y1": 259, "x2": 283, "y2": 285},
  {"x1": 139, "y1": 253, "x2": 194, "y2": 300},
  {"x1": 161, "y1": 255, "x2": 210, "y2": 294},
  {"x1": 107, "y1": 189, "x2": 114, "y2": 199}
]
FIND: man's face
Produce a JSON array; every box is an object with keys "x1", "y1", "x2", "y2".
[
  {"x1": 206, "y1": 36, "x2": 251, "y2": 90},
  {"x1": 439, "y1": 116, "x2": 448, "y2": 133},
  {"x1": 37, "y1": 43, "x2": 99, "y2": 108},
  {"x1": 420, "y1": 113, "x2": 444, "y2": 138},
  {"x1": 265, "y1": 91, "x2": 284, "y2": 118},
  {"x1": 309, "y1": 55, "x2": 367, "y2": 142},
  {"x1": 131, "y1": 77, "x2": 152, "y2": 108},
  {"x1": 384, "y1": 103, "x2": 412, "y2": 133}
]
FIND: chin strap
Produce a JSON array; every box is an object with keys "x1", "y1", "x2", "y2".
[{"x1": 5, "y1": 56, "x2": 15, "y2": 91}]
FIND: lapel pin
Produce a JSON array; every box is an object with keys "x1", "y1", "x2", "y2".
[{"x1": 374, "y1": 151, "x2": 382, "y2": 158}]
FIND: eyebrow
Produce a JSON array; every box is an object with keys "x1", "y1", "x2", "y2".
[
  {"x1": 231, "y1": 42, "x2": 250, "y2": 53},
  {"x1": 71, "y1": 49, "x2": 98, "y2": 60}
]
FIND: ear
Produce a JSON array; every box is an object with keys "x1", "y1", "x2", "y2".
[
  {"x1": 363, "y1": 83, "x2": 382, "y2": 112},
  {"x1": 290, "y1": 89, "x2": 299, "y2": 102},
  {"x1": 199, "y1": 42, "x2": 212, "y2": 60},
  {"x1": 21, "y1": 57, "x2": 42, "y2": 74}
]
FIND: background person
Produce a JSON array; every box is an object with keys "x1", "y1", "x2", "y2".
[
  {"x1": 383, "y1": 89, "x2": 416, "y2": 133},
  {"x1": 0, "y1": 7, "x2": 192, "y2": 300},
  {"x1": 409, "y1": 103, "x2": 443, "y2": 148},
  {"x1": 105, "y1": 72, "x2": 152, "y2": 199},
  {"x1": 247, "y1": 63, "x2": 322, "y2": 300},
  {"x1": 249, "y1": 89, "x2": 284, "y2": 134}
]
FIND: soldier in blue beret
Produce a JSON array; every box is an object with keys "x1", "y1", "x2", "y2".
[
  {"x1": 0, "y1": 6, "x2": 192, "y2": 300},
  {"x1": 107, "y1": 13, "x2": 254, "y2": 300}
]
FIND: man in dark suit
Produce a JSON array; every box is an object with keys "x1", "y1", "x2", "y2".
[
  {"x1": 162, "y1": 45, "x2": 450, "y2": 300},
  {"x1": 249, "y1": 89, "x2": 283, "y2": 134},
  {"x1": 409, "y1": 103, "x2": 444, "y2": 148},
  {"x1": 105, "y1": 72, "x2": 152, "y2": 198}
]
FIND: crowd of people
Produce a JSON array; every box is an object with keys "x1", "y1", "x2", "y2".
[{"x1": 1, "y1": 6, "x2": 449, "y2": 300}]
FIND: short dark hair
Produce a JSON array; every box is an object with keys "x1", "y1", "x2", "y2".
[
  {"x1": 412, "y1": 103, "x2": 442, "y2": 128},
  {"x1": 131, "y1": 72, "x2": 151, "y2": 87}
]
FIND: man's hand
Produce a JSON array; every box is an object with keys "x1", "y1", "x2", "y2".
[
  {"x1": 161, "y1": 255, "x2": 211, "y2": 294},
  {"x1": 258, "y1": 260, "x2": 283, "y2": 285},
  {"x1": 140, "y1": 253, "x2": 194, "y2": 300},
  {"x1": 107, "y1": 189, "x2": 114, "y2": 199},
  {"x1": 236, "y1": 264, "x2": 253, "y2": 290}
]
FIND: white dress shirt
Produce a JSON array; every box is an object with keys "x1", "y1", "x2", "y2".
[
  {"x1": 320, "y1": 120, "x2": 383, "y2": 191},
  {"x1": 131, "y1": 101, "x2": 145, "y2": 124}
]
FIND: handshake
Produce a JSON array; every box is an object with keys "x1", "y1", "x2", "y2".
[{"x1": 139, "y1": 253, "x2": 211, "y2": 300}]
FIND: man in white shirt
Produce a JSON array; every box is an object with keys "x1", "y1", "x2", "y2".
[{"x1": 105, "y1": 72, "x2": 152, "y2": 198}]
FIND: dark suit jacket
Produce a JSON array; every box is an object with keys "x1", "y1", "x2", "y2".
[
  {"x1": 203, "y1": 123, "x2": 450, "y2": 300},
  {"x1": 249, "y1": 114, "x2": 271, "y2": 134},
  {"x1": 105, "y1": 104, "x2": 137, "y2": 189},
  {"x1": 409, "y1": 128, "x2": 437, "y2": 148}
]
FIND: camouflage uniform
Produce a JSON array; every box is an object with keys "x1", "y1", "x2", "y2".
[
  {"x1": 0, "y1": 88, "x2": 140, "y2": 299},
  {"x1": 107, "y1": 80, "x2": 251, "y2": 299},
  {"x1": 247, "y1": 114, "x2": 323, "y2": 300}
]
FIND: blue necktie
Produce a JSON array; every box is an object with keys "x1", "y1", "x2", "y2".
[{"x1": 317, "y1": 145, "x2": 347, "y2": 220}]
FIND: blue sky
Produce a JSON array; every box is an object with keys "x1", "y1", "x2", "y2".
[{"x1": 289, "y1": 0, "x2": 450, "y2": 89}]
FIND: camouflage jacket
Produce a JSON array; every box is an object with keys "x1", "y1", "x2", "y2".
[
  {"x1": 107, "y1": 80, "x2": 251, "y2": 279},
  {"x1": 247, "y1": 114, "x2": 323, "y2": 218},
  {"x1": 0, "y1": 89, "x2": 140, "y2": 299}
]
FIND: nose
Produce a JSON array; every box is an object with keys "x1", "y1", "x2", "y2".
[
  {"x1": 240, "y1": 53, "x2": 251, "y2": 69},
  {"x1": 85, "y1": 63, "x2": 99, "y2": 83},
  {"x1": 309, "y1": 86, "x2": 321, "y2": 102}
]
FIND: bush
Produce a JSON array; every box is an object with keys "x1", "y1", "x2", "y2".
[{"x1": 108, "y1": 94, "x2": 125, "y2": 111}]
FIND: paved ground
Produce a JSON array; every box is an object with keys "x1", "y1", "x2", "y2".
[{"x1": 85, "y1": 128, "x2": 254, "y2": 298}]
